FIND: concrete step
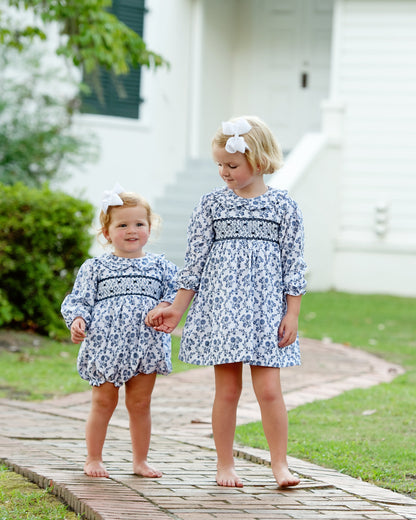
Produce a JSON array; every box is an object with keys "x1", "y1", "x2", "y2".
[{"x1": 148, "y1": 159, "x2": 220, "y2": 266}]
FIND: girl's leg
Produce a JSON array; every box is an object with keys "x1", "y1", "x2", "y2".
[
  {"x1": 212, "y1": 362, "x2": 243, "y2": 487},
  {"x1": 85, "y1": 382, "x2": 119, "y2": 477},
  {"x1": 125, "y1": 373, "x2": 161, "y2": 478},
  {"x1": 250, "y1": 366, "x2": 300, "y2": 488}
]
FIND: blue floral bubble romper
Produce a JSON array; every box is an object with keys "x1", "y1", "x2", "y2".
[
  {"x1": 61, "y1": 254, "x2": 178, "y2": 386},
  {"x1": 177, "y1": 187, "x2": 307, "y2": 368}
]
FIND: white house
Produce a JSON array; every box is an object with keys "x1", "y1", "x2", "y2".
[{"x1": 61, "y1": 0, "x2": 416, "y2": 297}]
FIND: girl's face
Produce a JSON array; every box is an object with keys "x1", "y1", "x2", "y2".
[
  {"x1": 103, "y1": 205, "x2": 150, "y2": 258},
  {"x1": 213, "y1": 144, "x2": 264, "y2": 198}
]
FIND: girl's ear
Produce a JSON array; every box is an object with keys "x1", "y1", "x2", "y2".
[{"x1": 102, "y1": 228, "x2": 110, "y2": 242}]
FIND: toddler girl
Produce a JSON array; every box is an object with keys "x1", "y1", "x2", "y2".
[{"x1": 62, "y1": 184, "x2": 177, "y2": 478}]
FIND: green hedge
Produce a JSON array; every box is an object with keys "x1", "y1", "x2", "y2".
[{"x1": 0, "y1": 183, "x2": 94, "y2": 336}]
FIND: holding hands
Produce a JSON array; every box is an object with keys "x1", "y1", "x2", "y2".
[
  {"x1": 145, "y1": 288, "x2": 195, "y2": 334},
  {"x1": 145, "y1": 304, "x2": 182, "y2": 333}
]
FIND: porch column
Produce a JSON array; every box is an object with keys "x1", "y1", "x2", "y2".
[{"x1": 188, "y1": 0, "x2": 204, "y2": 158}]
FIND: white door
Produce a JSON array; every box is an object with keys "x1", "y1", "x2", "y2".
[{"x1": 251, "y1": 0, "x2": 334, "y2": 151}]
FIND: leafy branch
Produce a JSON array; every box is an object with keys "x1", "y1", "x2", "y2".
[{"x1": 0, "y1": 0, "x2": 167, "y2": 74}]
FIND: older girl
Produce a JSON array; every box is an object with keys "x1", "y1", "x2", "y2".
[{"x1": 147, "y1": 117, "x2": 306, "y2": 488}]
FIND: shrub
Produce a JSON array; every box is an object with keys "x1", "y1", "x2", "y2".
[{"x1": 0, "y1": 183, "x2": 94, "y2": 336}]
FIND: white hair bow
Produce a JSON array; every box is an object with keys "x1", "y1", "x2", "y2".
[
  {"x1": 101, "y1": 182, "x2": 125, "y2": 214},
  {"x1": 222, "y1": 118, "x2": 252, "y2": 154}
]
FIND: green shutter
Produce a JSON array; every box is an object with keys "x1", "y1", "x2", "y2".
[{"x1": 81, "y1": 0, "x2": 145, "y2": 119}]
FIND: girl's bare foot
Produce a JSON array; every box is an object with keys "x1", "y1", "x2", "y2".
[
  {"x1": 216, "y1": 467, "x2": 244, "y2": 487},
  {"x1": 272, "y1": 464, "x2": 300, "y2": 488},
  {"x1": 84, "y1": 459, "x2": 109, "y2": 478},
  {"x1": 133, "y1": 461, "x2": 162, "y2": 478}
]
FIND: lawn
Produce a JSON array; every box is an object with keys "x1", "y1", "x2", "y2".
[
  {"x1": 235, "y1": 291, "x2": 416, "y2": 498},
  {"x1": 0, "y1": 464, "x2": 81, "y2": 519},
  {"x1": 0, "y1": 330, "x2": 189, "y2": 400}
]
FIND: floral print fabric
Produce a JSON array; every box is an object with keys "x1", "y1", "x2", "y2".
[
  {"x1": 61, "y1": 254, "x2": 178, "y2": 386},
  {"x1": 177, "y1": 187, "x2": 306, "y2": 367}
]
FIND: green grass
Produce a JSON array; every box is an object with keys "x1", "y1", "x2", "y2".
[
  {"x1": 235, "y1": 291, "x2": 416, "y2": 498},
  {"x1": 0, "y1": 465, "x2": 81, "y2": 519},
  {"x1": 0, "y1": 332, "x2": 89, "y2": 400},
  {"x1": 0, "y1": 330, "x2": 190, "y2": 400},
  {"x1": 298, "y1": 291, "x2": 416, "y2": 368}
]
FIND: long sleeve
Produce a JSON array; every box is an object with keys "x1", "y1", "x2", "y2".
[
  {"x1": 278, "y1": 196, "x2": 307, "y2": 296},
  {"x1": 176, "y1": 193, "x2": 215, "y2": 291},
  {"x1": 161, "y1": 259, "x2": 179, "y2": 302},
  {"x1": 61, "y1": 259, "x2": 97, "y2": 329}
]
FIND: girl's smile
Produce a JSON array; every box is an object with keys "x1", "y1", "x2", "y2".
[{"x1": 103, "y1": 205, "x2": 150, "y2": 258}]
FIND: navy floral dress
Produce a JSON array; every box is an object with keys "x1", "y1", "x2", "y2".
[
  {"x1": 61, "y1": 254, "x2": 178, "y2": 386},
  {"x1": 177, "y1": 187, "x2": 306, "y2": 367}
]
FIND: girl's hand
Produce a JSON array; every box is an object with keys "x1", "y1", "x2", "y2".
[
  {"x1": 145, "y1": 302, "x2": 170, "y2": 327},
  {"x1": 278, "y1": 313, "x2": 298, "y2": 348},
  {"x1": 70, "y1": 317, "x2": 86, "y2": 344},
  {"x1": 145, "y1": 305, "x2": 182, "y2": 334}
]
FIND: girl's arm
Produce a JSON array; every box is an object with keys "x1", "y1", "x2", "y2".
[
  {"x1": 146, "y1": 194, "x2": 214, "y2": 333},
  {"x1": 61, "y1": 259, "x2": 96, "y2": 330},
  {"x1": 175, "y1": 193, "x2": 215, "y2": 292},
  {"x1": 278, "y1": 196, "x2": 307, "y2": 296},
  {"x1": 278, "y1": 294, "x2": 302, "y2": 348},
  {"x1": 145, "y1": 288, "x2": 195, "y2": 333}
]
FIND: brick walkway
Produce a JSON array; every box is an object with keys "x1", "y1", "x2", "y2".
[{"x1": 1, "y1": 338, "x2": 416, "y2": 520}]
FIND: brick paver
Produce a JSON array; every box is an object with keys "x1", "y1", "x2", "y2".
[{"x1": 1, "y1": 338, "x2": 415, "y2": 520}]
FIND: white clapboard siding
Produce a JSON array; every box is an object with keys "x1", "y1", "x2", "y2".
[{"x1": 334, "y1": 0, "x2": 416, "y2": 250}]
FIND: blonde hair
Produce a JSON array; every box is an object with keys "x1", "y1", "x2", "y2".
[
  {"x1": 212, "y1": 115, "x2": 283, "y2": 174},
  {"x1": 99, "y1": 192, "x2": 160, "y2": 241}
]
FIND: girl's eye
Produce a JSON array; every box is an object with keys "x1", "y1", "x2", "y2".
[{"x1": 229, "y1": 164, "x2": 237, "y2": 169}]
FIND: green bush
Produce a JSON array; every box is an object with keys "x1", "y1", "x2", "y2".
[{"x1": 0, "y1": 183, "x2": 94, "y2": 336}]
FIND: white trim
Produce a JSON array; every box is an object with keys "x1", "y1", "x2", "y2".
[
  {"x1": 188, "y1": 0, "x2": 204, "y2": 158},
  {"x1": 270, "y1": 133, "x2": 328, "y2": 191},
  {"x1": 335, "y1": 240, "x2": 416, "y2": 255},
  {"x1": 74, "y1": 113, "x2": 150, "y2": 132},
  {"x1": 329, "y1": 0, "x2": 343, "y2": 99}
]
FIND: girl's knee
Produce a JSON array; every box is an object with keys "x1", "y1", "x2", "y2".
[
  {"x1": 214, "y1": 363, "x2": 243, "y2": 403},
  {"x1": 91, "y1": 391, "x2": 118, "y2": 414},
  {"x1": 257, "y1": 387, "x2": 282, "y2": 404},
  {"x1": 125, "y1": 394, "x2": 152, "y2": 415},
  {"x1": 215, "y1": 382, "x2": 242, "y2": 404}
]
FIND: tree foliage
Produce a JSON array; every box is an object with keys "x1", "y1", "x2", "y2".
[
  {"x1": 0, "y1": 47, "x2": 98, "y2": 187},
  {"x1": 0, "y1": 0, "x2": 167, "y2": 74},
  {"x1": 0, "y1": 0, "x2": 166, "y2": 187}
]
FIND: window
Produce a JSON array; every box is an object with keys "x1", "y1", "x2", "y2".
[{"x1": 81, "y1": 0, "x2": 146, "y2": 119}]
